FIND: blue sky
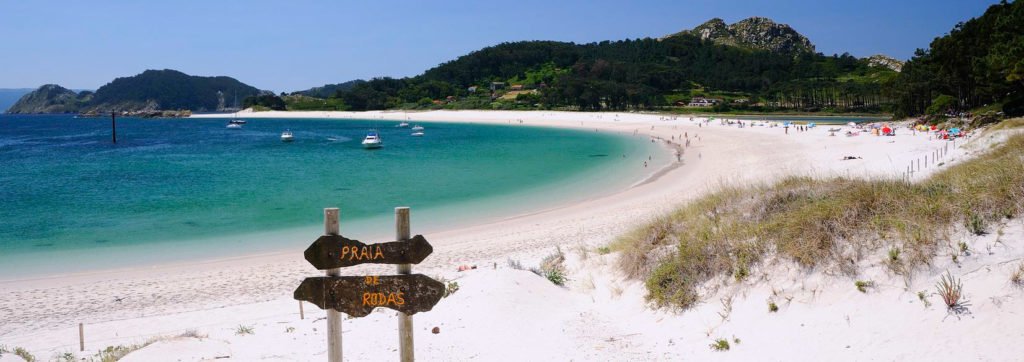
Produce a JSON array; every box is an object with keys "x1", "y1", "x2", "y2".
[{"x1": 0, "y1": 0, "x2": 998, "y2": 92}]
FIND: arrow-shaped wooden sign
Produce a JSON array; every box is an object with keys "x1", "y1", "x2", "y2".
[
  {"x1": 303, "y1": 234, "x2": 433, "y2": 270},
  {"x1": 294, "y1": 274, "x2": 445, "y2": 317}
]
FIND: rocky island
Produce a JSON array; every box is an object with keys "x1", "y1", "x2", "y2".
[{"x1": 4, "y1": 69, "x2": 263, "y2": 118}]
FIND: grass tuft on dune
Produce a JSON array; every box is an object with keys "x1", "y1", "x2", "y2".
[{"x1": 614, "y1": 126, "x2": 1024, "y2": 310}]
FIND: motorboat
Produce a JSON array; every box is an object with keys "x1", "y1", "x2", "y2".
[
  {"x1": 411, "y1": 124, "x2": 424, "y2": 131},
  {"x1": 281, "y1": 130, "x2": 294, "y2": 142},
  {"x1": 361, "y1": 130, "x2": 382, "y2": 149},
  {"x1": 396, "y1": 122, "x2": 410, "y2": 128},
  {"x1": 229, "y1": 119, "x2": 247, "y2": 124},
  {"x1": 411, "y1": 131, "x2": 424, "y2": 137}
]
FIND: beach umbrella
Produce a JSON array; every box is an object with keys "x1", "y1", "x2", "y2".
[
  {"x1": 949, "y1": 128, "x2": 961, "y2": 133},
  {"x1": 882, "y1": 127, "x2": 892, "y2": 134},
  {"x1": 808, "y1": 122, "x2": 816, "y2": 128},
  {"x1": 847, "y1": 122, "x2": 856, "y2": 127}
]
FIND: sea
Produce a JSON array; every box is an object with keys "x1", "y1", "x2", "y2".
[{"x1": 0, "y1": 114, "x2": 662, "y2": 277}]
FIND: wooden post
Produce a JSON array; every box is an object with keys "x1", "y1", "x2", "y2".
[
  {"x1": 299, "y1": 301, "x2": 304, "y2": 320},
  {"x1": 111, "y1": 112, "x2": 117, "y2": 144},
  {"x1": 79, "y1": 323, "x2": 84, "y2": 352},
  {"x1": 324, "y1": 208, "x2": 342, "y2": 362},
  {"x1": 395, "y1": 207, "x2": 414, "y2": 362}
]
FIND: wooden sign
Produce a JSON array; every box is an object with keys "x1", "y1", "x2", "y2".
[
  {"x1": 294, "y1": 274, "x2": 444, "y2": 317},
  {"x1": 303, "y1": 234, "x2": 433, "y2": 270}
]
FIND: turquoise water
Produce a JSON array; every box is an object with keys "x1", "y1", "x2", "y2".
[{"x1": 0, "y1": 115, "x2": 660, "y2": 277}]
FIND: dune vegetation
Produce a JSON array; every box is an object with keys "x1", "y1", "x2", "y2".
[{"x1": 614, "y1": 124, "x2": 1024, "y2": 310}]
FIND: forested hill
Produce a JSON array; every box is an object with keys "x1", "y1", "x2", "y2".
[
  {"x1": 297, "y1": 3, "x2": 1019, "y2": 118},
  {"x1": 888, "y1": 0, "x2": 1024, "y2": 118},
  {"x1": 312, "y1": 32, "x2": 895, "y2": 113},
  {"x1": 88, "y1": 69, "x2": 261, "y2": 112},
  {"x1": 5, "y1": 69, "x2": 263, "y2": 114},
  {"x1": 292, "y1": 80, "x2": 366, "y2": 98}
]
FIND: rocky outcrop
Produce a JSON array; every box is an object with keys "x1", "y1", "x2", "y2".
[
  {"x1": 664, "y1": 17, "x2": 816, "y2": 55},
  {"x1": 864, "y1": 54, "x2": 905, "y2": 72},
  {"x1": 4, "y1": 84, "x2": 90, "y2": 114}
]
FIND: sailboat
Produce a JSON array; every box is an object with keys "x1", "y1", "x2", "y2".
[{"x1": 228, "y1": 91, "x2": 246, "y2": 126}]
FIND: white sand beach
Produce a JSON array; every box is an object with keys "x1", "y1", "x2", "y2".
[{"x1": 2, "y1": 110, "x2": 1021, "y2": 361}]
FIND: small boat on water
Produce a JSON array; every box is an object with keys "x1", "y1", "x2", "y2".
[
  {"x1": 396, "y1": 122, "x2": 410, "y2": 128},
  {"x1": 227, "y1": 118, "x2": 245, "y2": 129},
  {"x1": 411, "y1": 131, "x2": 424, "y2": 137},
  {"x1": 361, "y1": 130, "x2": 382, "y2": 149},
  {"x1": 411, "y1": 124, "x2": 424, "y2": 131},
  {"x1": 281, "y1": 130, "x2": 294, "y2": 142}
]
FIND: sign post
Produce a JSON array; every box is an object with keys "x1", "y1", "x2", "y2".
[
  {"x1": 324, "y1": 208, "x2": 343, "y2": 362},
  {"x1": 295, "y1": 207, "x2": 442, "y2": 361},
  {"x1": 396, "y1": 207, "x2": 414, "y2": 362}
]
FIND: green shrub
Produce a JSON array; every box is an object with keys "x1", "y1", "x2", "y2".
[
  {"x1": 53, "y1": 351, "x2": 75, "y2": 362},
  {"x1": 539, "y1": 248, "x2": 569, "y2": 286},
  {"x1": 888, "y1": 247, "x2": 901, "y2": 262},
  {"x1": 768, "y1": 301, "x2": 779, "y2": 312},
  {"x1": 966, "y1": 212, "x2": 987, "y2": 235},
  {"x1": 709, "y1": 338, "x2": 730, "y2": 351},
  {"x1": 917, "y1": 291, "x2": 931, "y2": 307},
  {"x1": 443, "y1": 281, "x2": 460, "y2": 297},
  {"x1": 855, "y1": 280, "x2": 874, "y2": 293},
  {"x1": 545, "y1": 267, "x2": 567, "y2": 286},
  {"x1": 734, "y1": 264, "x2": 749, "y2": 281},
  {"x1": 925, "y1": 95, "x2": 957, "y2": 116},
  {"x1": 235, "y1": 325, "x2": 254, "y2": 335},
  {"x1": 13, "y1": 347, "x2": 36, "y2": 362}
]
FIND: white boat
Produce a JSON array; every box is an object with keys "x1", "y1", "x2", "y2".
[
  {"x1": 361, "y1": 130, "x2": 382, "y2": 149},
  {"x1": 281, "y1": 130, "x2": 294, "y2": 142},
  {"x1": 411, "y1": 124, "x2": 424, "y2": 131},
  {"x1": 396, "y1": 122, "x2": 410, "y2": 128},
  {"x1": 226, "y1": 122, "x2": 242, "y2": 129},
  {"x1": 411, "y1": 131, "x2": 424, "y2": 137}
]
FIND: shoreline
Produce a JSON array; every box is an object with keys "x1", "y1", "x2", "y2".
[
  {"x1": 0, "y1": 114, "x2": 673, "y2": 281},
  {"x1": 3, "y1": 109, "x2": 985, "y2": 359}
]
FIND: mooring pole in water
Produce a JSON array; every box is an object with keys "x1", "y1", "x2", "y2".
[{"x1": 111, "y1": 111, "x2": 117, "y2": 143}]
